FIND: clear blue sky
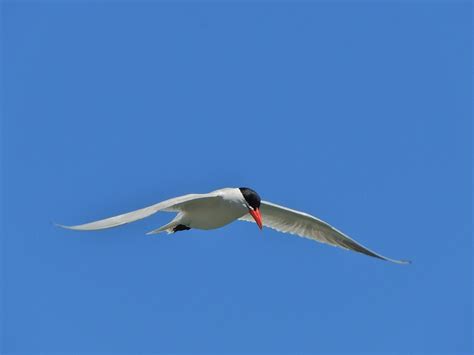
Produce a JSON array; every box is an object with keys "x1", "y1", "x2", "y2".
[{"x1": 1, "y1": 2, "x2": 471, "y2": 354}]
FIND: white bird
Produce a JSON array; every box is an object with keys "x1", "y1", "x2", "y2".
[{"x1": 58, "y1": 187, "x2": 409, "y2": 264}]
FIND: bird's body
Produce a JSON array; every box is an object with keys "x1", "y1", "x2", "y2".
[
  {"x1": 152, "y1": 188, "x2": 248, "y2": 233},
  {"x1": 58, "y1": 187, "x2": 410, "y2": 264},
  {"x1": 179, "y1": 188, "x2": 248, "y2": 230}
]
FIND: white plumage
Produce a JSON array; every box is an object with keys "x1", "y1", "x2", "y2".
[
  {"x1": 58, "y1": 187, "x2": 409, "y2": 264},
  {"x1": 239, "y1": 201, "x2": 409, "y2": 264}
]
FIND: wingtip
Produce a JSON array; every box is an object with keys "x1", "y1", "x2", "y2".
[
  {"x1": 54, "y1": 222, "x2": 91, "y2": 231},
  {"x1": 390, "y1": 258, "x2": 412, "y2": 265},
  {"x1": 55, "y1": 223, "x2": 76, "y2": 230}
]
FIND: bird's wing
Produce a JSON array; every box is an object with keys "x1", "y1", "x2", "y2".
[
  {"x1": 57, "y1": 192, "x2": 222, "y2": 231},
  {"x1": 239, "y1": 200, "x2": 409, "y2": 264}
]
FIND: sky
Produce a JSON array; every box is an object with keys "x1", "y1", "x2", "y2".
[{"x1": 1, "y1": 1, "x2": 472, "y2": 354}]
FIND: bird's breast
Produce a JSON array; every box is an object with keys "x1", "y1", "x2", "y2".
[{"x1": 182, "y1": 198, "x2": 248, "y2": 230}]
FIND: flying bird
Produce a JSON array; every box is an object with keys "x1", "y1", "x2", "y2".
[{"x1": 58, "y1": 187, "x2": 409, "y2": 264}]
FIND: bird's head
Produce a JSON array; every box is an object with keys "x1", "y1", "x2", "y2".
[{"x1": 239, "y1": 187, "x2": 263, "y2": 230}]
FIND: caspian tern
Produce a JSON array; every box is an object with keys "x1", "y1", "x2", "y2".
[{"x1": 59, "y1": 187, "x2": 409, "y2": 264}]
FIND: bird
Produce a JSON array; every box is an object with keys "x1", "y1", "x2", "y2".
[{"x1": 58, "y1": 187, "x2": 409, "y2": 264}]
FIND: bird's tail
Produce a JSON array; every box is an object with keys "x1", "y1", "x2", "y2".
[
  {"x1": 146, "y1": 215, "x2": 183, "y2": 235},
  {"x1": 146, "y1": 223, "x2": 176, "y2": 235}
]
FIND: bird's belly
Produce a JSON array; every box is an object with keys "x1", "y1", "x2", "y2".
[{"x1": 184, "y1": 202, "x2": 247, "y2": 230}]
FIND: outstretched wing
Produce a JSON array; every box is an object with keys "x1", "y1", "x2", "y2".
[
  {"x1": 239, "y1": 200, "x2": 409, "y2": 264},
  {"x1": 57, "y1": 192, "x2": 221, "y2": 231}
]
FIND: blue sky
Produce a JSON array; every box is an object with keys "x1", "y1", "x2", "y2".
[{"x1": 1, "y1": 2, "x2": 471, "y2": 354}]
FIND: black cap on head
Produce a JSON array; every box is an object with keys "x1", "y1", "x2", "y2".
[{"x1": 239, "y1": 187, "x2": 261, "y2": 210}]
